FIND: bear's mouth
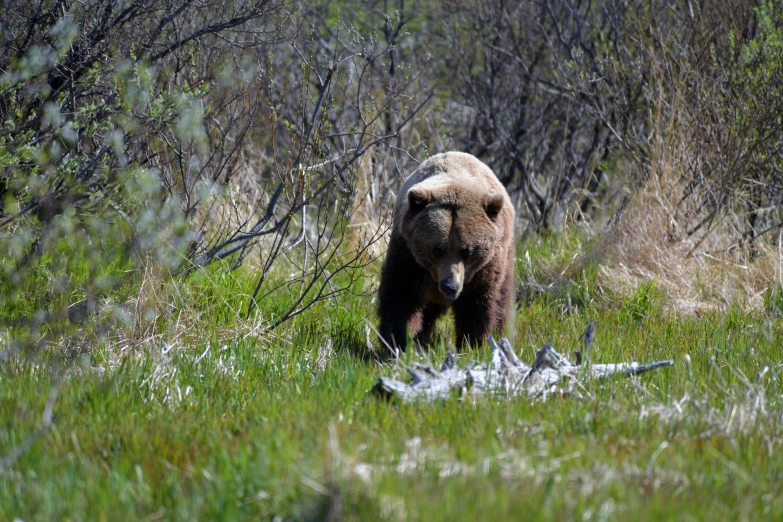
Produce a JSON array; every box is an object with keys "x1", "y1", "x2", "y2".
[{"x1": 441, "y1": 291, "x2": 459, "y2": 301}]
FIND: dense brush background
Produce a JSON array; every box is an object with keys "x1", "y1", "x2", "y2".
[{"x1": 2, "y1": 1, "x2": 783, "y2": 520}]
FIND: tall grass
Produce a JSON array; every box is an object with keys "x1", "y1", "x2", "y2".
[{"x1": 3, "y1": 242, "x2": 783, "y2": 520}]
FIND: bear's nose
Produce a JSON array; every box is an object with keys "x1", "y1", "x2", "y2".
[{"x1": 439, "y1": 281, "x2": 460, "y2": 300}]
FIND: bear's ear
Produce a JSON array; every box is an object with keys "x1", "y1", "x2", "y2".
[
  {"x1": 483, "y1": 193, "x2": 505, "y2": 220},
  {"x1": 407, "y1": 187, "x2": 431, "y2": 212}
]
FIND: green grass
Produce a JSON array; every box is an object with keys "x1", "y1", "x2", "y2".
[{"x1": 3, "y1": 258, "x2": 783, "y2": 521}]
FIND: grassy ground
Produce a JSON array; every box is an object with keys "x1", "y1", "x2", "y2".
[{"x1": 2, "y1": 247, "x2": 783, "y2": 521}]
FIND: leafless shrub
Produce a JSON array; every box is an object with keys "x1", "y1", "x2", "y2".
[
  {"x1": 187, "y1": 5, "x2": 435, "y2": 326},
  {"x1": 570, "y1": 0, "x2": 783, "y2": 311},
  {"x1": 425, "y1": 0, "x2": 649, "y2": 236}
]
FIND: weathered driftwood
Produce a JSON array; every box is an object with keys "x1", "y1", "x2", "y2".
[{"x1": 373, "y1": 322, "x2": 673, "y2": 402}]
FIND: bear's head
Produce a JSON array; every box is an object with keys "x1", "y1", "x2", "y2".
[{"x1": 402, "y1": 183, "x2": 505, "y2": 301}]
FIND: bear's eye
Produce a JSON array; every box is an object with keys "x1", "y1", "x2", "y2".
[
  {"x1": 460, "y1": 247, "x2": 472, "y2": 260},
  {"x1": 433, "y1": 247, "x2": 445, "y2": 259}
]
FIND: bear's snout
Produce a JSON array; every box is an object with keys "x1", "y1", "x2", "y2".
[{"x1": 439, "y1": 280, "x2": 461, "y2": 301}]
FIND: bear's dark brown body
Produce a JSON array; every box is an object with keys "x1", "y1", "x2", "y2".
[{"x1": 377, "y1": 152, "x2": 515, "y2": 351}]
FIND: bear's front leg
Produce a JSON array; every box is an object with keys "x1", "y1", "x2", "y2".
[
  {"x1": 453, "y1": 287, "x2": 498, "y2": 350},
  {"x1": 493, "y1": 246, "x2": 516, "y2": 332},
  {"x1": 377, "y1": 236, "x2": 427, "y2": 352},
  {"x1": 413, "y1": 303, "x2": 447, "y2": 347}
]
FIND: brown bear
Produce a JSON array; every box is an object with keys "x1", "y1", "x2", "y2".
[{"x1": 377, "y1": 152, "x2": 515, "y2": 352}]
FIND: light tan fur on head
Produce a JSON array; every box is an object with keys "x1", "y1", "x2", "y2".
[
  {"x1": 398, "y1": 153, "x2": 514, "y2": 302},
  {"x1": 393, "y1": 152, "x2": 512, "y2": 234}
]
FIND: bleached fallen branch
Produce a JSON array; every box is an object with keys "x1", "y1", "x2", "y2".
[{"x1": 372, "y1": 322, "x2": 673, "y2": 402}]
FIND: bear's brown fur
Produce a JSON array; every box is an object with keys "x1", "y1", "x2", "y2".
[{"x1": 377, "y1": 152, "x2": 515, "y2": 351}]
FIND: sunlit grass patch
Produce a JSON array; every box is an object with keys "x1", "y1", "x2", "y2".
[{"x1": 3, "y1": 267, "x2": 783, "y2": 520}]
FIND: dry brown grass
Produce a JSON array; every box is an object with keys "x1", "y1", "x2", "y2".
[{"x1": 586, "y1": 109, "x2": 783, "y2": 315}]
